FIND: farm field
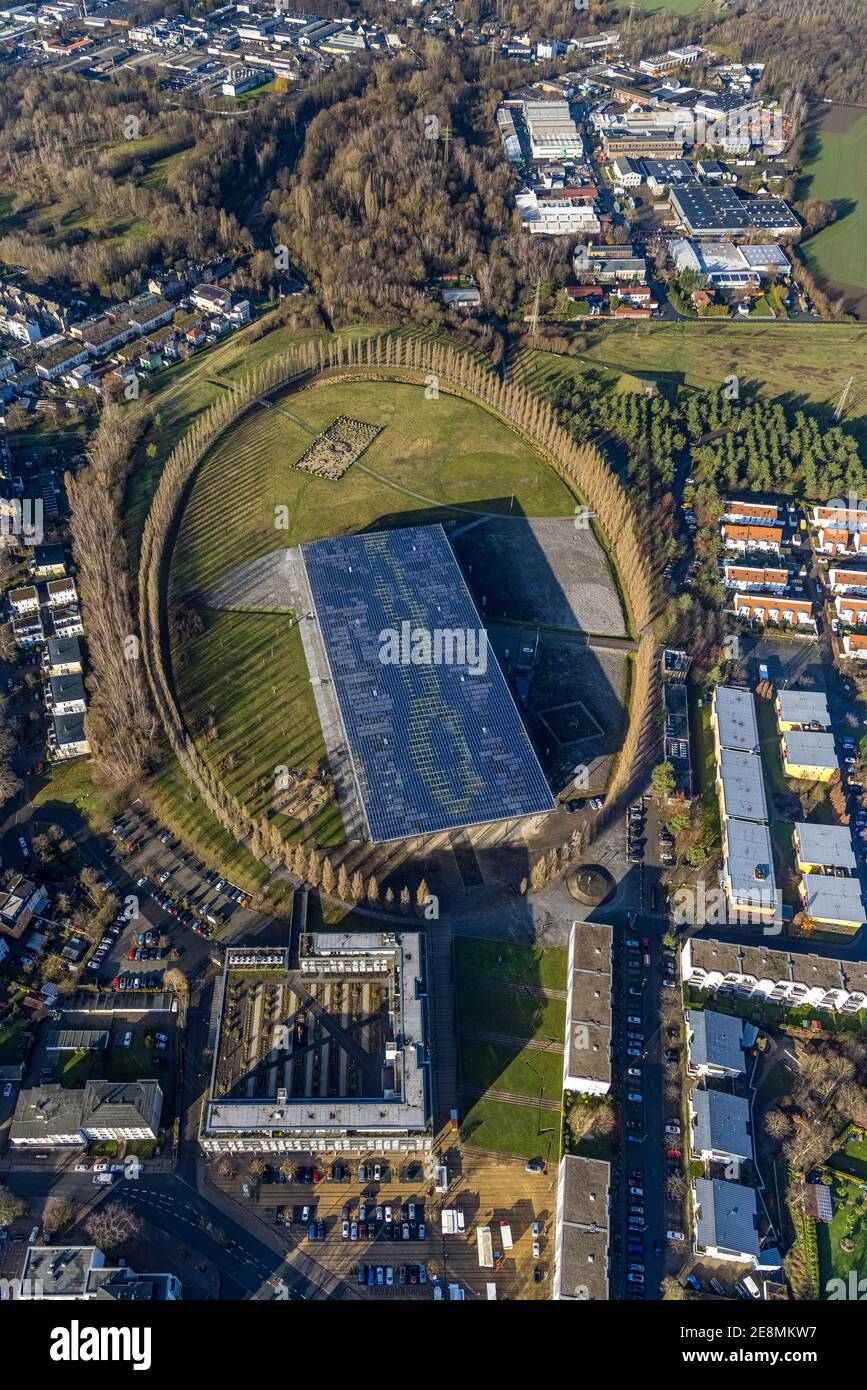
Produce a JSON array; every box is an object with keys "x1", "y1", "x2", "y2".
[
  {"x1": 521, "y1": 322, "x2": 867, "y2": 430},
  {"x1": 798, "y1": 106, "x2": 867, "y2": 313}
]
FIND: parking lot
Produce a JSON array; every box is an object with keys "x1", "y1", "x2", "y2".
[
  {"x1": 212, "y1": 1150, "x2": 551, "y2": 1300},
  {"x1": 92, "y1": 801, "x2": 260, "y2": 992}
]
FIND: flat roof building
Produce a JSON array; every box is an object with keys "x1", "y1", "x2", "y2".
[
  {"x1": 711, "y1": 685, "x2": 760, "y2": 754},
  {"x1": 799, "y1": 874, "x2": 864, "y2": 929},
  {"x1": 793, "y1": 823, "x2": 856, "y2": 873},
  {"x1": 202, "y1": 935, "x2": 431, "y2": 1156},
  {"x1": 300, "y1": 525, "x2": 554, "y2": 843},
  {"x1": 553, "y1": 1154, "x2": 610, "y2": 1300},
  {"x1": 718, "y1": 748, "x2": 768, "y2": 823},
  {"x1": 564, "y1": 922, "x2": 611, "y2": 1096},
  {"x1": 775, "y1": 689, "x2": 830, "y2": 731},
  {"x1": 780, "y1": 731, "x2": 838, "y2": 781}
]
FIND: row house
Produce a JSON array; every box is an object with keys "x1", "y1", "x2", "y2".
[
  {"x1": 828, "y1": 564, "x2": 867, "y2": 593},
  {"x1": 722, "y1": 499, "x2": 779, "y2": 524},
  {"x1": 49, "y1": 605, "x2": 84, "y2": 640},
  {"x1": 841, "y1": 632, "x2": 867, "y2": 661},
  {"x1": 816, "y1": 525, "x2": 867, "y2": 555},
  {"x1": 45, "y1": 575, "x2": 77, "y2": 609},
  {"x1": 835, "y1": 594, "x2": 867, "y2": 626},
  {"x1": 733, "y1": 592, "x2": 815, "y2": 631},
  {"x1": 722, "y1": 562, "x2": 788, "y2": 592},
  {"x1": 720, "y1": 523, "x2": 783, "y2": 552},
  {"x1": 811, "y1": 504, "x2": 867, "y2": 530}
]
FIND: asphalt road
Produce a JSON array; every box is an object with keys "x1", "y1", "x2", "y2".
[{"x1": 1, "y1": 1171, "x2": 342, "y2": 1301}]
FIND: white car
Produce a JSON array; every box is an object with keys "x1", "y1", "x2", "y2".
[
  {"x1": 3, "y1": 1082, "x2": 12, "y2": 1098},
  {"x1": 532, "y1": 1240, "x2": 540, "y2": 1259},
  {"x1": 665, "y1": 1122, "x2": 681, "y2": 1136},
  {"x1": 74, "y1": 1163, "x2": 88, "y2": 1172},
  {"x1": 123, "y1": 1031, "x2": 133, "y2": 1047},
  {"x1": 136, "y1": 876, "x2": 148, "y2": 887},
  {"x1": 666, "y1": 1230, "x2": 685, "y2": 1242}
]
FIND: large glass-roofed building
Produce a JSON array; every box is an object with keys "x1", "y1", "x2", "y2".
[{"x1": 301, "y1": 524, "x2": 555, "y2": 842}]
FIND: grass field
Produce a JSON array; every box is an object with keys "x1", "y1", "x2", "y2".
[
  {"x1": 171, "y1": 608, "x2": 344, "y2": 847},
  {"x1": 168, "y1": 377, "x2": 576, "y2": 599},
  {"x1": 632, "y1": 0, "x2": 710, "y2": 11},
  {"x1": 521, "y1": 322, "x2": 867, "y2": 431},
  {"x1": 454, "y1": 937, "x2": 568, "y2": 993},
  {"x1": 799, "y1": 110, "x2": 867, "y2": 304},
  {"x1": 460, "y1": 1097, "x2": 560, "y2": 1162},
  {"x1": 456, "y1": 935, "x2": 566, "y2": 1159},
  {"x1": 165, "y1": 376, "x2": 577, "y2": 848},
  {"x1": 459, "y1": 1039, "x2": 564, "y2": 1099}
]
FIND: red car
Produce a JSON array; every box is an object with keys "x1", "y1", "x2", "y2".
[
  {"x1": 128, "y1": 949, "x2": 136, "y2": 959},
  {"x1": 666, "y1": 1148, "x2": 681, "y2": 1159},
  {"x1": 112, "y1": 976, "x2": 120, "y2": 990}
]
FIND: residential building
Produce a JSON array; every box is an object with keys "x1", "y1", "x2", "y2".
[
  {"x1": 842, "y1": 632, "x2": 867, "y2": 661},
  {"x1": 722, "y1": 500, "x2": 780, "y2": 524},
  {"x1": 49, "y1": 605, "x2": 84, "y2": 639},
  {"x1": 31, "y1": 544, "x2": 66, "y2": 578},
  {"x1": 835, "y1": 594, "x2": 867, "y2": 626},
  {"x1": 693, "y1": 1177, "x2": 761, "y2": 1264},
  {"x1": 47, "y1": 673, "x2": 87, "y2": 717},
  {"x1": 774, "y1": 690, "x2": 829, "y2": 732},
  {"x1": 793, "y1": 823, "x2": 857, "y2": 874},
  {"x1": 686, "y1": 1010, "x2": 747, "y2": 1079},
  {"x1": 51, "y1": 712, "x2": 90, "y2": 760},
  {"x1": 563, "y1": 921, "x2": 611, "y2": 1096},
  {"x1": 779, "y1": 731, "x2": 838, "y2": 782},
  {"x1": 799, "y1": 875, "x2": 864, "y2": 929},
  {"x1": 734, "y1": 593, "x2": 815, "y2": 630},
  {"x1": 828, "y1": 565, "x2": 867, "y2": 593},
  {"x1": 690, "y1": 1089, "x2": 752, "y2": 1163},
  {"x1": 720, "y1": 523, "x2": 782, "y2": 551},
  {"x1": 20, "y1": 1244, "x2": 181, "y2": 1301},
  {"x1": 45, "y1": 575, "x2": 77, "y2": 608},
  {"x1": 720, "y1": 815, "x2": 777, "y2": 922},
  {"x1": 9, "y1": 585, "x2": 40, "y2": 616},
  {"x1": 0, "y1": 877, "x2": 50, "y2": 939},
  {"x1": 710, "y1": 685, "x2": 760, "y2": 755},
  {"x1": 43, "y1": 636, "x2": 83, "y2": 678},
  {"x1": 717, "y1": 748, "x2": 767, "y2": 824},
  {"x1": 722, "y1": 563, "x2": 788, "y2": 592},
  {"x1": 10, "y1": 1080, "x2": 163, "y2": 1146},
  {"x1": 553, "y1": 1154, "x2": 610, "y2": 1300}
]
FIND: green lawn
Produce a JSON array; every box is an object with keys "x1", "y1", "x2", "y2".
[
  {"x1": 799, "y1": 111, "x2": 867, "y2": 295},
  {"x1": 829, "y1": 1133, "x2": 867, "y2": 1183},
  {"x1": 170, "y1": 608, "x2": 344, "y2": 848},
  {"x1": 460, "y1": 1097, "x2": 560, "y2": 1162},
  {"x1": 168, "y1": 377, "x2": 576, "y2": 600},
  {"x1": 817, "y1": 1170, "x2": 867, "y2": 1295},
  {"x1": 0, "y1": 1013, "x2": 28, "y2": 1063},
  {"x1": 454, "y1": 936, "x2": 567, "y2": 993},
  {"x1": 459, "y1": 1038, "x2": 564, "y2": 1099},
  {"x1": 456, "y1": 983, "x2": 566, "y2": 1043}
]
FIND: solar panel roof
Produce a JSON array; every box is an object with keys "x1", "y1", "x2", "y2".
[{"x1": 301, "y1": 525, "x2": 555, "y2": 842}]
